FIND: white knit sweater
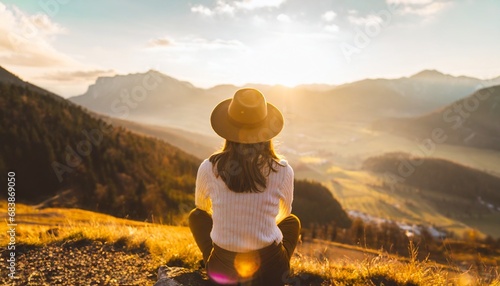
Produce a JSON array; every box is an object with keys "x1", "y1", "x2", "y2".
[{"x1": 195, "y1": 158, "x2": 294, "y2": 252}]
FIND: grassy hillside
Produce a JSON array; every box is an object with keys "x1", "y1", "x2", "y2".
[
  {"x1": 360, "y1": 152, "x2": 500, "y2": 237},
  {"x1": 319, "y1": 165, "x2": 500, "y2": 239},
  {"x1": 2, "y1": 203, "x2": 497, "y2": 285}
]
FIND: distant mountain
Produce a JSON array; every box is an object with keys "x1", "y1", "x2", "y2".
[
  {"x1": 374, "y1": 86, "x2": 500, "y2": 151},
  {"x1": 70, "y1": 70, "x2": 215, "y2": 133},
  {"x1": 326, "y1": 70, "x2": 499, "y2": 119},
  {"x1": 410, "y1": 69, "x2": 447, "y2": 79},
  {"x1": 295, "y1": 83, "x2": 336, "y2": 92}
]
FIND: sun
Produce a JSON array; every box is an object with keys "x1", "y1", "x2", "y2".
[{"x1": 250, "y1": 32, "x2": 332, "y2": 87}]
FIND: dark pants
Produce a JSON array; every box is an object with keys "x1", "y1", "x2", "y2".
[{"x1": 188, "y1": 208, "x2": 301, "y2": 286}]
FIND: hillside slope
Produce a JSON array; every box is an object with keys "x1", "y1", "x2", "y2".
[
  {"x1": 374, "y1": 86, "x2": 500, "y2": 151},
  {"x1": 361, "y1": 152, "x2": 500, "y2": 237},
  {"x1": 107, "y1": 117, "x2": 220, "y2": 160},
  {"x1": 362, "y1": 153, "x2": 500, "y2": 205},
  {"x1": 0, "y1": 66, "x2": 25, "y2": 85},
  {"x1": 0, "y1": 73, "x2": 200, "y2": 223}
]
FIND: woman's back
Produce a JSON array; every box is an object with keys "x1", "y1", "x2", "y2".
[{"x1": 196, "y1": 159, "x2": 294, "y2": 252}]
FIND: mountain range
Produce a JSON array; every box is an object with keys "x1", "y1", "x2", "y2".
[{"x1": 69, "y1": 69, "x2": 500, "y2": 137}]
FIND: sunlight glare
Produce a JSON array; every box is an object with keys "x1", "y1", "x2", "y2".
[
  {"x1": 255, "y1": 32, "x2": 328, "y2": 87},
  {"x1": 234, "y1": 252, "x2": 261, "y2": 279}
]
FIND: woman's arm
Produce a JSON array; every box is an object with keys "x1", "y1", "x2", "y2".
[
  {"x1": 276, "y1": 163, "x2": 294, "y2": 223},
  {"x1": 195, "y1": 160, "x2": 213, "y2": 213}
]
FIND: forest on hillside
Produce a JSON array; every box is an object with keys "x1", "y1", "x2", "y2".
[{"x1": 0, "y1": 82, "x2": 199, "y2": 223}]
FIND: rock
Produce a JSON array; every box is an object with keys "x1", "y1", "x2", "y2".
[
  {"x1": 154, "y1": 266, "x2": 211, "y2": 286},
  {"x1": 154, "y1": 266, "x2": 183, "y2": 286}
]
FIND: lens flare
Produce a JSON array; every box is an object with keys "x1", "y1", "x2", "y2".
[
  {"x1": 208, "y1": 272, "x2": 237, "y2": 285},
  {"x1": 234, "y1": 252, "x2": 261, "y2": 279}
]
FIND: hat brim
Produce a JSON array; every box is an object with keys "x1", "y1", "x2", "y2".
[{"x1": 210, "y1": 99, "x2": 284, "y2": 144}]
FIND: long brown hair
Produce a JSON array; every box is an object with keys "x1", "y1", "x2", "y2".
[{"x1": 209, "y1": 140, "x2": 283, "y2": 193}]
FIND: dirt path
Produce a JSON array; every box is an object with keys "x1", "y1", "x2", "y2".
[{"x1": 1, "y1": 240, "x2": 157, "y2": 286}]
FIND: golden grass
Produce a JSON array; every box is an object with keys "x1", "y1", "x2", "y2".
[
  {"x1": 0, "y1": 202, "x2": 200, "y2": 268},
  {"x1": 291, "y1": 242, "x2": 499, "y2": 286},
  {"x1": 1, "y1": 203, "x2": 498, "y2": 285}
]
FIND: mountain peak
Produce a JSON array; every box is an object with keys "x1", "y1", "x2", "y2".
[{"x1": 410, "y1": 69, "x2": 447, "y2": 79}]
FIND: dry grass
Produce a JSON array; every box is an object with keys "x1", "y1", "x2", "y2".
[
  {"x1": 1, "y1": 202, "x2": 498, "y2": 285},
  {"x1": 1, "y1": 202, "x2": 200, "y2": 269}
]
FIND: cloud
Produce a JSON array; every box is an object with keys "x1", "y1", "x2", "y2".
[
  {"x1": 387, "y1": 0, "x2": 433, "y2": 4},
  {"x1": 29, "y1": 13, "x2": 67, "y2": 35},
  {"x1": 321, "y1": 10, "x2": 338, "y2": 33},
  {"x1": 252, "y1": 15, "x2": 266, "y2": 26},
  {"x1": 400, "y1": 2, "x2": 451, "y2": 16},
  {"x1": 191, "y1": 0, "x2": 286, "y2": 16},
  {"x1": 322, "y1": 11, "x2": 337, "y2": 22},
  {"x1": 185, "y1": 38, "x2": 245, "y2": 50},
  {"x1": 145, "y1": 35, "x2": 246, "y2": 51},
  {"x1": 386, "y1": 0, "x2": 451, "y2": 16},
  {"x1": 277, "y1": 14, "x2": 291, "y2": 23},
  {"x1": 324, "y1": 24, "x2": 339, "y2": 33},
  {"x1": 0, "y1": 2, "x2": 73, "y2": 67},
  {"x1": 191, "y1": 5, "x2": 214, "y2": 16},
  {"x1": 348, "y1": 14, "x2": 383, "y2": 26},
  {"x1": 147, "y1": 37, "x2": 172, "y2": 48},
  {"x1": 233, "y1": 0, "x2": 286, "y2": 10},
  {"x1": 39, "y1": 69, "x2": 116, "y2": 82}
]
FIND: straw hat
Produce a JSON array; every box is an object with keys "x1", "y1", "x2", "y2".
[{"x1": 210, "y1": 88, "x2": 284, "y2": 144}]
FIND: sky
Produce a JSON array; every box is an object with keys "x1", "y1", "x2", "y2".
[{"x1": 1, "y1": 0, "x2": 499, "y2": 97}]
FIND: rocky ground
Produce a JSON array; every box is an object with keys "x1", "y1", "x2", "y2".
[
  {"x1": 1, "y1": 239, "x2": 327, "y2": 285},
  {"x1": 0, "y1": 239, "x2": 212, "y2": 286}
]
